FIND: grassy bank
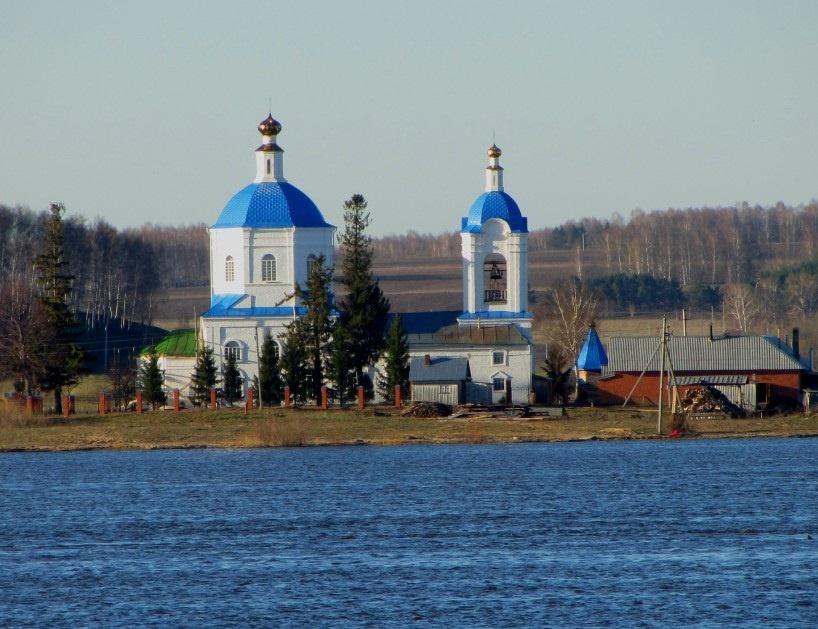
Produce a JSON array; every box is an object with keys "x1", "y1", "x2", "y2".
[{"x1": 2, "y1": 404, "x2": 818, "y2": 452}]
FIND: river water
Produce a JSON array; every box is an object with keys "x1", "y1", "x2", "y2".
[{"x1": 1, "y1": 438, "x2": 817, "y2": 627}]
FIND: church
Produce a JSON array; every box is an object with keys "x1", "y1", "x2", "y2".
[{"x1": 194, "y1": 114, "x2": 534, "y2": 404}]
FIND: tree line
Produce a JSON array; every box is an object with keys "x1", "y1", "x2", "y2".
[{"x1": 0, "y1": 204, "x2": 207, "y2": 332}]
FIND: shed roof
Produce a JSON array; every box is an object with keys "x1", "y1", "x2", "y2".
[{"x1": 601, "y1": 335, "x2": 804, "y2": 375}]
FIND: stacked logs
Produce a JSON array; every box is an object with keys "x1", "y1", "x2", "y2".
[
  {"x1": 681, "y1": 386, "x2": 745, "y2": 418},
  {"x1": 401, "y1": 401, "x2": 453, "y2": 417}
]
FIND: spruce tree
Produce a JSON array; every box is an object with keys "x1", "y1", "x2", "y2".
[
  {"x1": 221, "y1": 352, "x2": 244, "y2": 406},
  {"x1": 32, "y1": 203, "x2": 84, "y2": 412},
  {"x1": 279, "y1": 324, "x2": 308, "y2": 406},
  {"x1": 377, "y1": 314, "x2": 410, "y2": 404},
  {"x1": 337, "y1": 194, "x2": 390, "y2": 389},
  {"x1": 294, "y1": 252, "x2": 335, "y2": 402},
  {"x1": 140, "y1": 346, "x2": 167, "y2": 409},
  {"x1": 326, "y1": 321, "x2": 355, "y2": 407},
  {"x1": 258, "y1": 333, "x2": 283, "y2": 407},
  {"x1": 189, "y1": 344, "x2": 219, "y2": 407}
]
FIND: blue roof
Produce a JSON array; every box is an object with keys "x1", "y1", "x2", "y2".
[
  {"x1": 388, "y1": 311, "x2": 461, "y2": 334},
  {"x1": 203, "y1": 294, "x2": 308, "y2": 318},
  {"x1": 203, "y1": 304, "x2": 308, "y2": 318},
  {"x1": 577, "y1": 326, "x2": 609, "y2": 371},
  {"x1": 458, "y1": 311, "x2": 533, "y2": 321},
  {"x1": 213, "y1": 181, "x2": 334, "y2": 229},
  {"x1": 462, "y1": 191, "x2": 528, "y2": 233}
]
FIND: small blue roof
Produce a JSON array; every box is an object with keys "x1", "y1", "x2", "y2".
[
  {"x1": 462, "y1": 191, "x2": 528, "y2": 233},
  {"x1": 213, "y1": 181, "x2": 334, "y2": 229},
  {"x1": 577, "y1": 326, "x2": 609, "y2": 371}
]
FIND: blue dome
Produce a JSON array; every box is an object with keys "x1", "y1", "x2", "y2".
[
  {"x1": 461, "y1": 191, "x2": 527, "y2": 233},
  {"x1": 213, "y1": 181, "x2": 333, "y2": 229}
]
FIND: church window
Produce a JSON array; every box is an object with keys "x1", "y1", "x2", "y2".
[
  {"x1": 484, "y1": 254, "x2": 507, "y2": 303},
  {"x1": 225, "y1": 341, "x2": 241, "y2": 362},
  {"x1": 493, "y1": 377, "x2": 505, "y2": 391},
  {"x1": 262, "y1": 254, "x2": 276, "y2": 282},
  {"x1": 225, "y1": 256, "x2": 235, "y2": 282},
  {"x1": 492, "y1": 351, "x2": 505, "y2": 365},
  {"x1": 266, "y1": 159, "x2": 271, "y2": 174},
  {"x1": 307, "y1": 254, "x2": 318, "y2": 277}
]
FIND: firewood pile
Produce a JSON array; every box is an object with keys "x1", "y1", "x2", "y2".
[
  {"x1": 401, "y1": 401, "x2": 453, "y2": 417},
  {"x1": 681, "y1": 386, "x2": 745, "y2": 418}
]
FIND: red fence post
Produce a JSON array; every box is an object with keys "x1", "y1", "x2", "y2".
[
  {"x1": 173, "y1": 388, "x2": 180, "y2": 412},
  {"x1": 320, "y1": 386, "x2": 328, "y2": 410},
  {"x1": 394, "y1": 385, "x2": 402, "y2": 408},
  {"x1": 246, "y1": 387, "x2": 254, "y2": 410},
  {"x1": 357, "y1": 386, "x2": 365, "y2": 410},
  {"x1": 284, "y1": 386, "x2": 291, "y2": 408},
  {"x1": 99, "y1": 393, "x2": 107, "y2": 415},
  {"x1": 136, "y1": 391, "x2": 144, "y2": 414},
  {"x1": 210, "y1": 388, "x2": 217, "y2": 409}
]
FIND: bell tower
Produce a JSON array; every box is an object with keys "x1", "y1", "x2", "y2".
[{"x1": 459, "y1": 144, "x2": 531, "y2": 338}]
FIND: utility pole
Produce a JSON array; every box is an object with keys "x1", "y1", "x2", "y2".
[{"x1": 658, "y1": 317, "x2": 667, "y2": 434}]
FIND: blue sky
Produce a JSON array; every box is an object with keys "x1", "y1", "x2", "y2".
[{"x1": 2, "y1": 1, "x2": 817, "y2": 237}]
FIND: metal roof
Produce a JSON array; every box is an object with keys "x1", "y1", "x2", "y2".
[
  {"x1": 142, "y1": 328, "x2": 198, "y2": 357},
  {"x1": 407, "y1": 323, "x2": 530, "y2": 348},
  {"x1": 577, "y1": 326, "x2": 608, "y2": 370},
  {"x1": 461, "y1": 191, "x2": 528, "y2": 233},
  {"x1": 675, "y1": 375, "x2": 749, "y2": 386},
  {"x1": 389, "y1": 311, "x2": 461, "y2": 334},
  {"x1": 458, "y1": 311, "x2": 533, "y2": 321},
  {"x1": 213, "y1": 181, "x2": 334, "y2": 229},
  {"x1": 601, "y1": 335, "x2": 805, "y2": 375},
  {"x1": 409, "y1": 356, "x2": 470, "y2": 383}
]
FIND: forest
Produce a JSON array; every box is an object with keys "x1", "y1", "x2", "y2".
[{"x1": 2, "y1": 199, "x2": 818, "y2": 338}]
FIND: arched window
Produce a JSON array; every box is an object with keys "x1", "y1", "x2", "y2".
[
  {"x1": 307, "y1": 254, "x2": 318, "y2": 277},
  {"x1": 266, "y1": 159, "x2": 271, "y2": 175},
  {"x1": 225, "y1": 256, "x2": 235, "y2": 282},
  {"x1": 483, "y1": 253, "x2": 507, "y2": 303},
  {"x1": 224, "y1": 341, "x2": 241, "y2": 362},
  {"x1": 262, "y1": 254, "x2": 276, "y2": 282}
]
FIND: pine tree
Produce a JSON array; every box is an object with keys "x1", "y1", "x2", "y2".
[
  {"x1": 189, "y1": 344, "x2": 219, "y2": 407},
  {"x1": 337, "y1": 195, "x2": 390, "y2": 390},
  {"x1": 140, "y1": 346, "x2": 167, "y2": 409},
  {"x1": 377, "y1": 314, "x2": 410, "y2": 404},
  {"x1": 294, "y1": 252, "x2": 335, "y2": 402},
  {"x1": 221, "y1": 352, "x2": 244, "y2": 406},
  {"x1": 258, "y1": 333, "x2": 283, "y2": 407},
  {"x1": 32, "y1": 203, "x2": 84, "y2": 412}
]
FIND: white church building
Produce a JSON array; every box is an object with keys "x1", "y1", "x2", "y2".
[
  {"x1": 194, "y1": 114, "x2": 534, "y2": 404},
  {"x1": 200, "y1": 114, "x2": 335, "y2": 385}
]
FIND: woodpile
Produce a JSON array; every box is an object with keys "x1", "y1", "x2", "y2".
[
  {"x1": 401, "y1": 401, "x2": 453, "y2": 417},
  {"x1": 681, "y1": 386, "x2": 745, "y2": 418}
]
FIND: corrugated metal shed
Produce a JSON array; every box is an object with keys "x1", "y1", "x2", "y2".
[
  {"x1": 408, "y1": 324, "x2": 529, "y2": 348},
  {"x1": 602, "y1": 335, "x2": 804, "y2": 374},
  {"x1": 409, "y1": 356, "x2": 470, "y2": 383}
]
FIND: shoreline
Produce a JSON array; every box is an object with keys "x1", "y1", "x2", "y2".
[{"x1": 3, "y1": 406, "x2": 818, "y2": 452}]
